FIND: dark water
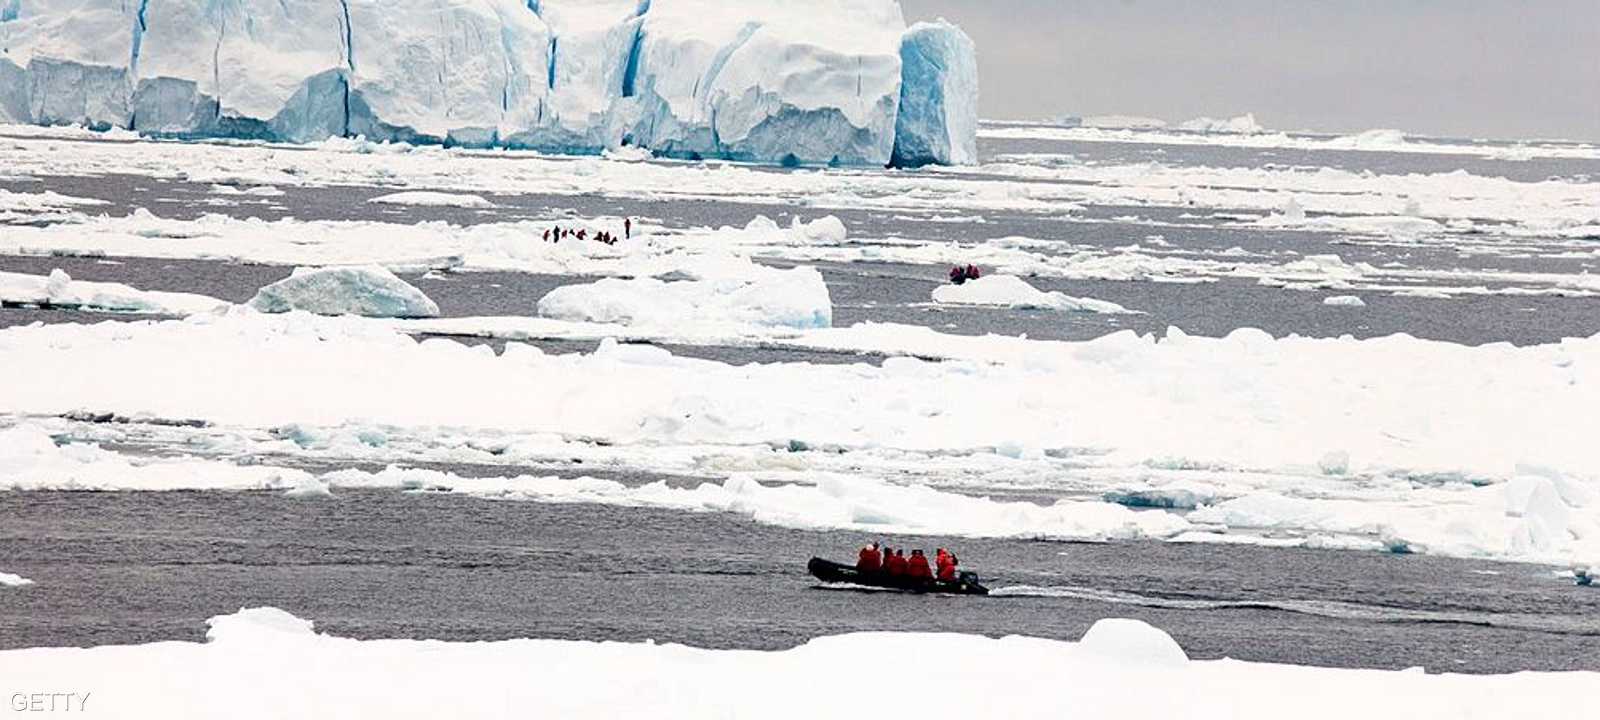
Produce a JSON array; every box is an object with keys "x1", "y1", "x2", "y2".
[{"x1": 1, "y1": 488, "x2": 1595, "y2": 673}]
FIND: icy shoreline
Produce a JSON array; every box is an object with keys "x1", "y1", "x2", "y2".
[{"x1": 0, "y1": 607, "x2": 1591, "y2": 719}]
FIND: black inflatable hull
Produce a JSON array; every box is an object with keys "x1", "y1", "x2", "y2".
[{"x1": 808, "y1": 557, "x2": 989, "y2": 595}]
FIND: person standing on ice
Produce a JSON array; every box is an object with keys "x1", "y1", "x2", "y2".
[
  {"x1": 857, "y1": 542, "x2": 882, "y2": 573},
  {"x1": 624, "y1": 217, "x2": 632, "y2": 239}
]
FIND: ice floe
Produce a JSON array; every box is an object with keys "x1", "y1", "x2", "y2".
[
  {"x1": 932, "y1": 274, "x2": 1136, "y2": 314},
  {"x1": 0, "y1": 424, "x2": 314, "y2": 492},
  {"x1": 0, "y1": 572, "x2": 34, "y2": 587},
  {"x1": 536, "y1": 265, "x2": 832, "y2": 330},
  {"x1": 247, "y1": 265, "x2": 440, "y2": 318},
  {"x1": 0, "y1": 607, "x2": 1592, "y2": 719},
  {"x1": 368, "y1": 191, "x2": 493, "y2": 208},
  {"x1": 0, "y1": 268, "x2": 226, "y2": 315}
]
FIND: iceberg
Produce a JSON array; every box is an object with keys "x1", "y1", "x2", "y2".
[
  {"x1": 0, "y1": 0, "x2": 979, "y2": 166},
  {"x1": 247, "y1": 265, "x2": 440, "y2": 318},
  {"x1": 890, "y1": 20, "x2": 977, "y2": 167}
]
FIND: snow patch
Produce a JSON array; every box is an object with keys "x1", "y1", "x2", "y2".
[{"x1": 1323, "y1": 295, "x2": 1366, "y2": 307}]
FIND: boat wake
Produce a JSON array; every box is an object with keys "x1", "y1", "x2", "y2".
[{"x1": 989, "y1": 585, "x2": 1598, "y2": 636}]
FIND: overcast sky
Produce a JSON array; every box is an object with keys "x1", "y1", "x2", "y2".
[{"x1": 901, "y1": 0, "x2": 1600, "y2": 141}]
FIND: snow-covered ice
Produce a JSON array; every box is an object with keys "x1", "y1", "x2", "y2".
[
  {"x1": 0, "y1": 424, "x2": 315, "y2": 491},
  {"x1": 0, "y1": 607, "x2": 1592, "y2": 719},
  {"x1": 0, "y1": 268, "x2": 226, "y2": 315},
  {"x1": 368, "y1": 191, "x2": 492, "y2": 208},
  {"x1": 536, "y1": 265, "x2": 832, "y2": 330},
  {"x1": 0, "y1": 0, "x2": 979, "y2": 165},
  {"x1": 247, "y1": 265, "x2": 440, "y2": 318},
  {"x1": 932, "y1": 274, "x2": 1136, "y2": 314},
  {"x1": 3, "y1": 311, "x2": 1597, "y2": 568},
  {"x1": 1322, "y1": 295, "x2": 1366, "y2": 307}
]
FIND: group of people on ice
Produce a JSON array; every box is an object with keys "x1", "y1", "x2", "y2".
[
  {"x1": 948, "y1": 264, "x2": 982, "y2": 285},
  {"x1": 856, "y1": 542, "x2": 961, "y2": 582},
  {"x1": 542, "y1": 217, "x2": 632, "y2": 246}
]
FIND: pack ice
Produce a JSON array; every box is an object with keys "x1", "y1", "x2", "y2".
[{"x1": 0, "y1": 0, "x2": 978, "y2": 166}]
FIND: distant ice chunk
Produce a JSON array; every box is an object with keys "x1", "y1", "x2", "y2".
[
  {"x1": 1081, "y1": 115, "x2": 1167, "y2": 129},
  {"x1": 932, "y1": 275, "x2": 1135, "y2": 314},
  {"x1": 369, "y1": 191, "x2": 493, "y2": 208},
  {"x1": 0, "y1": 571, "x2": 34, "y2": 587},
  {"x1": 1175, "y1": 113, "x2": 1264, "y2": 134},
  {"x1": 248, "y1": 265, "x2": 441, "y2": 318},
  {"x1": 0, "y1": 268, "x2": 227, "y2": 315},
  {"x1": 206, "y1": 606, "x2": 317, "y2": 643},
  {"x1": 536, "y1": 265, "x2": 832, "y2": 329},
  {"x1": 1323, "y1": 295, "x2": 1366, "y2": 307},
  {"x1": 890, "y1": 19, "x2": 978, "y2": 167}
]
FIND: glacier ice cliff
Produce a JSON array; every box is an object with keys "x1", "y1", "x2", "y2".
[{"x1": 0, "y1": 0, "x2": 978, "y2": 166}]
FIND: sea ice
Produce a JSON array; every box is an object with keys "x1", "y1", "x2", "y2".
[
  {"x1": 247, "y1": 265, "x2": 440, "y2": 318},
  {"x1": 1323, "y1": 295, "x2": 1366, "y2": 307},
  {"x1": 931, "y1": 274, "x2": 1135, "y2": 314},
  {"x1": 0, "y1": 606, "x2": 1592, "y2": 719},
  {"x1": 369, "y1": 191, "x2": 493, "y2": 208},
  {"x1": 0, "y1": 268, "x2": 226, "y2": 315},
  {"x1": 536, "y1": 265, "x2": 832, "y2": 329}
]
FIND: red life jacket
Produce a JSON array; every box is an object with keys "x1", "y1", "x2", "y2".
[
  {"x1": 937, "y1": 561, "x2": 956, "y2": 581},
  {"x1": 886, "y1": 553, "x2": 907, "y2": 575},
  {"x1": 857, "y1": 547, "x2": 881, "y2": 572},
  {"x1": 906, "y1": 553, "x2": 932, "y2": 579}
]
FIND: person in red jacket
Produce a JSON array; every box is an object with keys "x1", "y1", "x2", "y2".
[
  {"x1": 885, "y1": 549, "x2": 907, "y2": 576},
  {"x1": 937, "y1": 551, "x2": 958, "y2": 582},
  {"x1": 856, "y1": 542, "x2": 881, "y2": 573},
  {"x1": 906, "y1": 549, "x2": 933, "y2": 580}
]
